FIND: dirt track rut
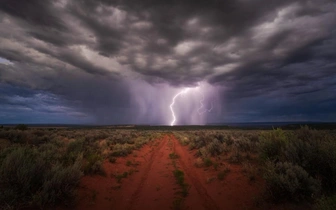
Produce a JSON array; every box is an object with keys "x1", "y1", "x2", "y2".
[
  {"x1": 172, "y1": 135, "x2": 219, "y2": 210},
  {"x1": 127, "y1": 135, "x2": 175, "y2": 210}
]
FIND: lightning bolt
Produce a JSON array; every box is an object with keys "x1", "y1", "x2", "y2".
[
  {"x1": 169, "y1": 84, "x2": 214, "y2": 126},
  {"x1": 170, "y1": 88, "x2": 190, "y2": 126},
  {"x1": 197, "y1": 92, "x2": 213, "y2": 114}
]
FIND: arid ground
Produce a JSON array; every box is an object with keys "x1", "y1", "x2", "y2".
[
  {"x1": 1, "y1": 126, "x2": 335, "y2": 210},
  {"x1": 73, "y1": 134, "x2": 305, "y2": 210}
]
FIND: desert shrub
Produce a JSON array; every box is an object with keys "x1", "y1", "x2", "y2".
[
  {"x1": 0, "y1": 147, "x2": 47, "y2": 208},
  {"x1": 316, "y1": 194, "x2": 336, "y2": 210},
  {"x1": 260, "y1": 128, "x2": 336, "y2": 194},
  {"x1": 248, "y1": 132, "x2": 259, "y2": 143},
  {"x1": 264, "y1": 161, "x2": 321, "y2": 202},
  {"x1": 38, "y1": 143, "x2": 63, "y2": 164},
  {"x1": 181, "y1": 137, "x2": 190, "y2": 146},
  {"x1": 15, "y1": 124, "x2": 28, "y2": 131},
  {"x1": 259, "y1": 128, "x2": 288, "y2": 161},
  {"x1": 83, "y1": 152, "x2": 105, "y2": 175},
  {"x1": 228, "y1": 146, "x2": 242, "y2": 163},
  {"x1": 3, "y1": 130, "x2": 27, "y2": 144},
  {"x1": 134, "y1": 138, "x2": 148, "y2": 149},
  {"x1": 64, "y1": 138, "x2": 105, "y2": 175},
  {"x1": 0, "y1": 146, "x2": 82, "y2": 209},
  {"x1": 84, "y1": 132, "x2": 108, "y2": 143},
  {"x1": 223, "y1": 134, "x2": 234, "y2": 146},
  {"x1": 34, "y1": 160, "x2": 82, "y2": 207},
  {"x1": 31, "y1": 135, "x2": 50, "y2": 145},
  {"x1": 106, "y1": 132, "x2": 137, "y2": 145},
  {"x1": 32, "y1": 129, "x2": 47, "y2": 137},
  {"x1": 215, "y1": 133, "x2": 225, "y2": 143},
  {"x1": 189, "y1": 136, "x2": 206, "y2": 150},
  {"x1": 283, "y1": 138, "x2": 312, "y2": 167},
  {"x1": 169, "y1": 152, "x2": 179, "y2": 159},
  {"x1": 203, "y1": 158, "x2": 213, "y2": 167},
  {"x1": 64, "y1": 139, "x2": 84, "y2": 165},
  {"x1": 234, "y1": 137, "x2": 253, "y2": 152},
  {"x1": 67, "y1": 139, "x2": 84, "y2": 154},
  {"x1": 110, "y1": 143, "x2": 134, "y2": 157},
  {"x1": 188, "y1": 141, "x2": 196, "y2": 150},
  {"x1": 206, "y1": 139, "x2": 223, "y2": 156},
  {"x1": 197, "y1": 147, "x2": 210, "y2": 158},
  {"x1": 175, "y1": 133, "x2": 190, "y2": 146}
]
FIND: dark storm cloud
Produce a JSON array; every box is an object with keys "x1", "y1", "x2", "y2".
[
  {"x1": 0, "y1": 0, "x2": 335, "y2": 123},
  {"x1": 0, "y1": 0, "x2": 67, "y2": 31}
]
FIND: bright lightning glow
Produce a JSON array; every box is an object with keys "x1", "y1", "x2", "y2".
[
  {"x1": 197, "y1": 93, "x2": 214, "y2": 114},
  {"x1": 170, "y1": 88, "x2": 190, "y2": 126},
  {"x1": 169, "y1": 83, "x2": 214, "y2": 126}
]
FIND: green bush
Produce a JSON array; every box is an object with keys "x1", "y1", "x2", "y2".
[
  {"x1": 0, "y1": 147, "x2": 47, "y2": 207},
  {"x1": 34, "y1": 161, "x2": 82, "y2": 207},
  {"x1": 259, "y1": 129, "x2": 288, "y2": 161},
  {"x1": 197, "y1": 147, "x2": 210, "y2": 158},
  {"x1": 67, "y1": 139, "x2": 84, "y2": 155},
  {"x1": 206, "y1": 139, "x2": 223, "y2": 156},
  {"x1": 264, "y1": 161, "x2": 321, "y2": 202},
  {"x1": 64, "y1": 139, "x2": 84, "y2": 165},
  {"x1": 189, "y1": 136, "x2": 206, "y2": 150},
  {"x1": 0, "y1": 147, "x2": 83, "y2": 209},
  {"x1": 83, "y1": 152, "x2": 105, "y2": 175},
  {"x1": 259, "y1": 128, "x2": 336, "y2": 194},
  {"x1": 38, "y1": 143, "x2": 63, "y2": 164}
]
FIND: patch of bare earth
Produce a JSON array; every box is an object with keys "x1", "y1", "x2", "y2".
[{"x1": 66, "y1": 134, "x2": 309, "y2": 210}]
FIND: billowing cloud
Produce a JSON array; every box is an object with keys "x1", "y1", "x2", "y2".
[{"x1": 0, "y1": 0, "x2": 335, "y2": 124}]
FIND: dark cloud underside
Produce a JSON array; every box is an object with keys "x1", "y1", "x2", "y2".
[{"x1": 0, "y1": 0, "x2": 335, "y2": 124}]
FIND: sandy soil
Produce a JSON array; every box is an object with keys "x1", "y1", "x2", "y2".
[{"x1": 67, "y1": 134, "x2": 306, "y2": 210}]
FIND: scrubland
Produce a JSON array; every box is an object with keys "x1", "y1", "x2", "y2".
[{"x1": 0, "y1": 125, "x2": 335, "y2": 209}]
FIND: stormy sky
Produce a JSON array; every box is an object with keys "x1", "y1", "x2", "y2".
[{"x1": 0, "y1": 0, "x2": 335, "y2": 125}]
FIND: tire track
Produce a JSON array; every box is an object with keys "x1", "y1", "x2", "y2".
[
  {"x1": 171, "y1": 135, "x2": 220, "y2": 210},
  {"x1": 127, "y1": 136, "x2": 168, "y2": 210}
]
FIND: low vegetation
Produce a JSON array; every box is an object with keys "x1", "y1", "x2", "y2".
[
  {"x1": 0, "y1": 127, "x2": 158, "y2": 209},
  {"x1": 1, "y1": 125, "x2": 335, "y2": 209},
  {"x1": 174, "y1": 126, "x2": 336, "y2": 208}
]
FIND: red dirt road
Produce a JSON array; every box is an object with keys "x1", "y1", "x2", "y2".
[{"x1": 72, "y1": 134, "x2": 266, "y2": 210}]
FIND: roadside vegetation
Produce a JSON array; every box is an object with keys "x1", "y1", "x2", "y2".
[
  {"x1": 174, "y1": 126, "x2": 336, "y2": 209},
  {"x1": 1, "y1": 125, "x2": 335, "y2": 209},
  {"x1": 0, "y1": 126, "x2": 158, "y2": 209}
]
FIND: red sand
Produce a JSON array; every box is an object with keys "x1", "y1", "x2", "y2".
[{"x1": 65, "y1": 134, "x2": 309, "y2": 210}]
